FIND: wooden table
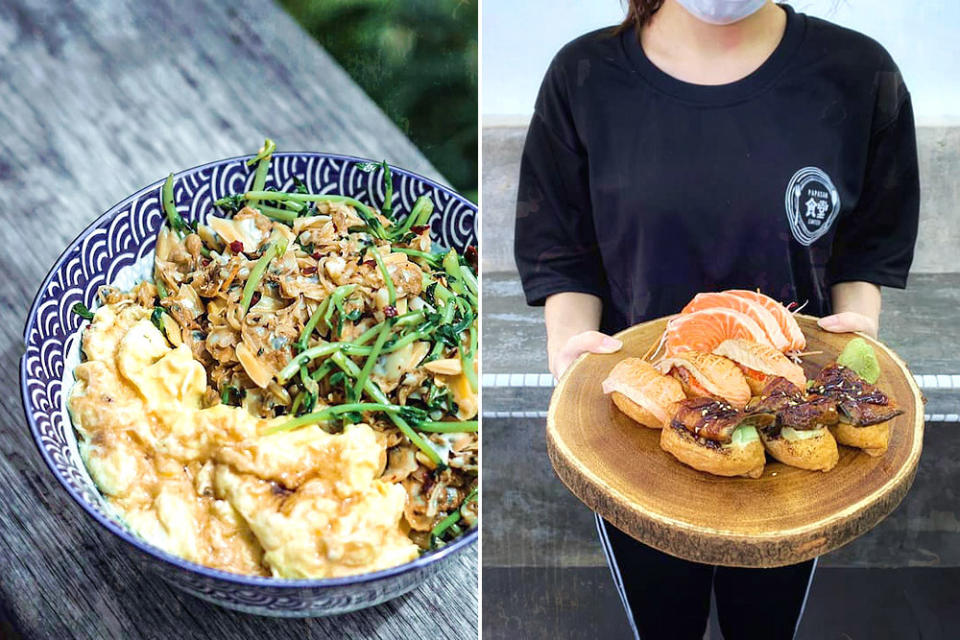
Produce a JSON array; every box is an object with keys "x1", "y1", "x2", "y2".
[{"x1": 0, "y1": 1, "x2": 477, "y2": 637}]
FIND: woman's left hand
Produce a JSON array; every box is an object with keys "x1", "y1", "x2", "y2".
[{"x1": 817, "y1": 311, "x2": 878, "y2": 339}]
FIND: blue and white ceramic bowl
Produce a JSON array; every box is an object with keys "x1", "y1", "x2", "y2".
[{"x1": 20, "y1": 152, "x2": 478, "y2": 617}]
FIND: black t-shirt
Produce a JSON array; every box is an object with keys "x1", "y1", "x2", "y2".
[{"x1": 514, "y1": 3, "x2": 919, "y2": 334}]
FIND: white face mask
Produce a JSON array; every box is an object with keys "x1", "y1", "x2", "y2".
[{"x1": 673, "y1": 0, "x2": 768, "y2": 25}]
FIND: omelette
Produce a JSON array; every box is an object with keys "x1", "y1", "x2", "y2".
[{"x1": 68, "y1": 301, "x2": 419, "y2": 578}]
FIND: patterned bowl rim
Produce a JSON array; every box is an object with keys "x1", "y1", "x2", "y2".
[{"x1": 21, "y1": 151, "x2": 478, "y2": 589}]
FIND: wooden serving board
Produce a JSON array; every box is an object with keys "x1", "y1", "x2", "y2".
[{"x1": 546, "y1": 314, "x2": 924, "y2": 568}]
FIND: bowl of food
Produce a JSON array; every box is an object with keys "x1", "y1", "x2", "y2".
[{"x1": 21, "y1": 141, "x2": 479, "y2": 616}]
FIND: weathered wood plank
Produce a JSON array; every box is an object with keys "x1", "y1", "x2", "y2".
[{"x1": 0, "y1": 0, "x2": 476, "y2": 637}]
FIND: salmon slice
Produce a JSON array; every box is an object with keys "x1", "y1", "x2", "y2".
[
  {"x1": 664, "y1": 308, "x2": 774, "y2": 357},
  {"x1": 681, "y1": 292, "x2": 789, "y2": 351},
  {"x1": 725, "y1": 290, "x2": 806, "y2": 352},
  {"x1": 601, "y1": 358, "x2": 686, "y2": 427}
]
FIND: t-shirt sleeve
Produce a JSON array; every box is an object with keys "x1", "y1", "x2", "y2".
[
  {"x1": 826, "y1": 72, "x2": 920, "y2": 289},
  {"x1": 513, "y1": 59, "x2": 606, "y2": 307}
]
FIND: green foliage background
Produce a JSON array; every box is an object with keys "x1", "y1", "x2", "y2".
[{"x1": 281, "y1": 0, "x2": 478, "y2": 202}]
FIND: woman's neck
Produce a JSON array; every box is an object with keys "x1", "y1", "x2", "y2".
[{"x1": 640, "y1": 0, "x2": 787, "y2": 85}]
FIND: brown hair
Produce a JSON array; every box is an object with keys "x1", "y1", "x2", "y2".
[{"x1": 614, "y1": 0, "x2": 664, "y2": 36}]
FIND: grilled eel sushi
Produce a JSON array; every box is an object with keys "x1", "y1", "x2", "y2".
[
  {"x1": 810, "y1": 363, "x2": 903, "y2": 457},
  {"x1": 747, "y1": 377, "x2": 839, "y2": 471},
  {"x1": 660, "y1": 397, "x2": 767, "y2": 478}
]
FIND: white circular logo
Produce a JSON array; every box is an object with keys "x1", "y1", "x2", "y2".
[{"x1": 784, "y1": 167, "x2": 840, "y2": 246}]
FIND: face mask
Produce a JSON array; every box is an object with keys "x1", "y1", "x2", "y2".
[{"x1": 673, "y1": 0, "x2": 768, "y2": 25}]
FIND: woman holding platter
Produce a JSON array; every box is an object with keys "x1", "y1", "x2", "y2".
[{"x1": 514, "y1": 0, "x2": 919, "y2": 638}]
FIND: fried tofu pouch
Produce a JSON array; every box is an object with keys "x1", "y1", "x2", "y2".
[
  {"x1": 660, "y1": 424, "x2": 766, "y2": 479},
  {"x1": 748, "y1": 377, "x2": 840, "y2": 472},
  {"x1": 601, "y1": 358, "x2": 686, "y2": 429},
  {"x1": 761, "y1": 429, "x2": 839, "y2": 472},
  {"x1": 659, "y1": 398, "x2": 765, "y2": 479},
  {"x1": 813, "y1": 364, "x2": 903, "y2": 457},
  {"x1": 829, "y1": 422, "x2": 891, "y2": 457}
]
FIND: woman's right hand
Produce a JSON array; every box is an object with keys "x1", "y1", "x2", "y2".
[{"x1": 550, "y1": 330, "x2": 622, "y2": 380}]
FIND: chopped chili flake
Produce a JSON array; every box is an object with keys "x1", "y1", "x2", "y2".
[
  {"x1": 302, "y1": 266, "x2": 317, "y2": 275},
  {"x1": 201, "y1": 258, "x2": 211, "y2": 266},
  {"x1": 465, "y1": 245, "x2": 478, "y2": 269},
  {"x1": 229, "y1": 240, "x2": 244, "y2": 253},
  {"x1": 411, "y1": 225, "x2": 429, "y2": 234},
  {"x1": 383, "y1": 305, "x2": 398, "y2": 318},
  {"x1": 312, "y1": 251, "x2": 322, "y2": 260},
  {"x1": 363, "y1": 259, "x2": 377, "y2": 267},
  {"x1": 251, "y1": 292, "x2": 261, "y2": 306}
]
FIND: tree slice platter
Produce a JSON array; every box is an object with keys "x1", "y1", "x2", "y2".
[{"x1": 546, "y1": 314, "x2": 924, "y2": 568}]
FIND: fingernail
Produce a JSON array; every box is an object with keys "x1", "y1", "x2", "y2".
[
  {"x1": 819, "y1": 316, "x2": 839, "y2": 329},
  {"x1": 599, "y1": 336, "x2": 622, "y2": 352}
]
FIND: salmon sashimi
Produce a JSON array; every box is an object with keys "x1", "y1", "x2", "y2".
[
  {"x1": 663, "y1": 308, "x2": 775, "y2": 357},
  {"x1": 681, "y1": 292, "x2": 789, "y2": 351},
  {"x1": 725, "y1": 289, "x2": 806, "y2": 352}
]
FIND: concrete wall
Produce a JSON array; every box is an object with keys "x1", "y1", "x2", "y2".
[{"x1": 482, "y1": 124, "x2": 960, "y2": 274}]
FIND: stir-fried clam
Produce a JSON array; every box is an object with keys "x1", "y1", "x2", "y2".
[{"x1": 85, "y1": 142, "x2": 478, "y2": 549}]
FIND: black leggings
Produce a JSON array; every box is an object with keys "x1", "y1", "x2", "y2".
[{"x1": 596, "y1": 516, "x2": 816, "y2": 640}]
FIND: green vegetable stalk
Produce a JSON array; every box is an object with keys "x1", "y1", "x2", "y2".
[
  {"x1": 220, "y1": 385, "x2": 242, "y2": 406},
  {"x1": 266, "y1": 402, "x2": 426, "y2": 435},
  {"x1": 322, "y1": 284, "x2": 359, "y2": 339},
  {"x1": 299, "y1": 365, "x2": 319, "y2": 413},
  {"x1": 280, "y1": 310, "x2": 430, "y2": 383},
  {"x1": 418, "y1": 421, "x2": 478, "y2": 433},
  {"x1": 239, "y1": 237, "x2": 288, "y2": 316},
  {"x1": 431, "y1": 488, "x2": 478, "y2": 547},
  {"x1": 350, "y1": 319, "x2": 394, "y2": 403},
  {"x1": 443, "y1": 249, "x2": 477, "y2": 307},
  {"x1": 243, "y1": 191, "x2": 387, "y2": 240},
  {"x1": 381, "y1": 160, "x2": 394, "y2": 220},
  {"x1": 297, "y1": 297, "x2": 332, "y2": 352},
  {"x1": 246, "y1": 138, "x2": 277, "y2": 167},
  {"x1": 391, "y1": 195, "x2": 434, "y2": 240},
  {"x1": 277, "y1": 341, "x2": 373, "y2": 383},
  {"x1": 460, "y1": 323, "x2": 478, "y2": 393},
  {"x1": 309, "y1": 359, "x2": 336, "y2": 382},
  {"x1": 248, "y1": 138, "x2": 276, "y2": 196},
  {"x1": 256, "y1": 204, "x2": 299, "y2": 224},
  {"x1": 430, "y1": 510, "x2": 462, "y2": 542},
  {"x1": 460, "y1": 263, "x2": 478, "y2": 298},
  {"x1": 329, "y1": 352, "x2": 445, "y2": 468},
  {"x1": 72, "y1": 303, "x2": 94, "y2": 320},
  {"x1": 391, "y1": 247, "x2": 443, "y2": 269},
  {"x1": 162, "y1": 173, "x2": 190, "y2": 238},
  {"x1": 371, "y1": 249, "x2": 397, "y2": 306}
]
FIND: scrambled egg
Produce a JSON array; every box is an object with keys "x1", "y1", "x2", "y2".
[{"x1": 68, "y1": 302, "x2": 419, "y2": 578}]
